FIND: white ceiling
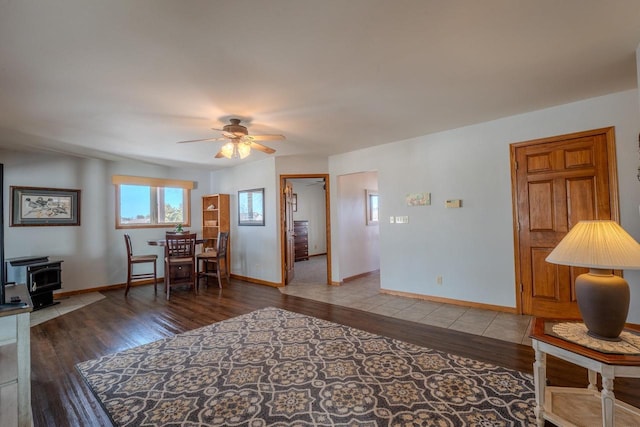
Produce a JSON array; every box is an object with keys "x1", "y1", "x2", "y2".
[{"x1": 1, "y1": 1, "x2": 639, "y2": 169}]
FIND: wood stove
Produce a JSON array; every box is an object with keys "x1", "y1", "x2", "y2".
[{"x1": 5, "y1": 256, "x2": 63, "y2": 310}]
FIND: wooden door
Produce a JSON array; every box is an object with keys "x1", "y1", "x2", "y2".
[
  {"x1": 511, "y1": 127, "x2": 619, "y2": 318},
  {"x1": 284, "y1": 181, "x2": 295, "y2": 284}
]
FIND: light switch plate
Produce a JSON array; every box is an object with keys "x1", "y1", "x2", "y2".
[{"x1": 445, "y1": 199, "x2": 462, "y2": 208}]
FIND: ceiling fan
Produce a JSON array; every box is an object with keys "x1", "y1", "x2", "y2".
[{"x1": 177, "y1": 118, "x2": 285, "y2": 159}]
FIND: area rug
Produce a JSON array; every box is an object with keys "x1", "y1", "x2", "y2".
[{"x1": 76, "y1": 307, "x2": 536, "y2": 426}]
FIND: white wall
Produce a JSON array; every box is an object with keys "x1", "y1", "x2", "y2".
[
  {"x1": 292, "y1": 182, "x2": 327, "y2": 256},
  {"x1": 275, "y1": 155, "x2": 329, "y2": 175},
  {"x1": 336, "y1": 171, "x2": 379, "y2": 279},
  {"x1": 1, "y1": 149, "x2": 211, "y2": 293},
  {"x1": 329, "y1": 89, "x2": 640, "y2": 322},
  {"x1": 207, "y1": 155, "x2": 330, "y2": 284},
  {"x1": 210, "y1": 158, "x2": 280, "y2": 283}
]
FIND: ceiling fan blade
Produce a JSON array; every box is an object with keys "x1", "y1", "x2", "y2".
[
  {"x1": 250, "y1": 141, "x2": 276, "y2": 154},
  {"x1": 250, "y1": 134, "x2": 286, "y2": 141},
  {"x1": 211, "y1": 128, "x2": 238, "y2": 139},
  {"x1": 214, "y1": 150, "x2": 225, "y2": 159},
  {"x1": 177, "y1": 136, "x2": 226, "y2": 144}
]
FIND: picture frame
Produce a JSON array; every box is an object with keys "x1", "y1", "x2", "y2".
[
  {"x1": 238, "y1": 188, "x2": 265, "y2": 226},
  {"x1": 11, "y1": 186, "x2": 81, "y2": 226},
  {"x1": 292, "y1": 193, "x2": 298, "y2": 212},
  {"x1": 406, "y1": 192, "x2": 431, "y2": 206}
]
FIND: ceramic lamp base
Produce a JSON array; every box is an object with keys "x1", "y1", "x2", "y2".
[{"x1": 575, "y1": 270, "x2": 629, "y2": 342}]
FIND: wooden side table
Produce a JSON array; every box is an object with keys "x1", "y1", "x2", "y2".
[{"x1": 530, "y1": 318, "x2": 640, "y2": 427}]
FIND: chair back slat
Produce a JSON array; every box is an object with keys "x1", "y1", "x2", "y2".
[
  {"x1": 165, "y1": 233, "x2": 196, "y2": 257},
  {"x1": 217, "y1": 232, "x2": 229, "y2": 259}
]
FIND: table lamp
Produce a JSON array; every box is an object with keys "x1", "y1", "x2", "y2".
[{"x1": 545, "y1": 220, "x2": 640, "y2": 341}]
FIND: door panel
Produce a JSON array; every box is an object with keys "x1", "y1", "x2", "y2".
[
  {"x1": 531, "y1": 248, "x2": 556, "y2": 299},
  {"x1": 528, "y1": 181, "x2": 554, "y2": 230},
  {"x1": 512, "y1": 128, "x2": 618, "y2": 318},
  {"x1": 567, "y1": 177, "x2": 595, "y2": 224},
  {"x1": 565, "y1": 147, "x2": 593, "y2": 168},
  {"x1": 527, "y1": 153, "x2": 552, "y2": 171}
]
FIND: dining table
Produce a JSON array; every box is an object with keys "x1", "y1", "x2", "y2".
[
  {"x1": 147, "y1": 237, "x2": 215, "y2": 290},
  {"x1": 146, "y1": 237, "x2": 211, "y2": 246}
]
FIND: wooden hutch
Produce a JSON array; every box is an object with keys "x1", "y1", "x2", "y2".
[{"x1": 202, "y1": 194, "x2": 230, "y2": 270}]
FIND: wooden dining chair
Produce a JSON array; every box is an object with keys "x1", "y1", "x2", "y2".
[
  {"x1": 164, "y1": 232, "x2": 197, "y2": 300},
  {"x1": 124, "y1": 234, "x2": 158, "y2": 296},
  {"x1": 196, "y1": 231, "x2": 229, "y2": 289}
]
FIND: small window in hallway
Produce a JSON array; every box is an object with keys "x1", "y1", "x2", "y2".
[{"x1": 366, "y1": 189, "x2": 379, "y2": 225}]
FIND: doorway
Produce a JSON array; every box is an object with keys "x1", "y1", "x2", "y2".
[
  {"x1": 510, "y1": 127, "x2": 619, "y2": 318},
  {"x1": 280, "y1": 174, "x2": 331, "y2": 286}
]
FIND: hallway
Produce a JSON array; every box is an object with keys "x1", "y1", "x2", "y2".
[{"x1": 282, "y1": 255, "x2": 533, "y2": 345}]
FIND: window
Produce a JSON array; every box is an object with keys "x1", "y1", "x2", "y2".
[
  {"x1": 366, "y1": 189, "x2": 379, "y2": 225},
  {"x1": 112, "y1": 175, "x2": 193, "y2": 229}
]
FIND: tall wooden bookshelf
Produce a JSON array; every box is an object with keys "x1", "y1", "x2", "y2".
[{"x1": 202, "y1": 194, "x2": 230, "y2": 270}]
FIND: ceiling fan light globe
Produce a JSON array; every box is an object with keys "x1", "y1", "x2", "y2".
[
  {"x1": 220, "y1": 142, "x2": 235, "y2": 159},
  {"x1": 238, "y1": 142, "x2": 251, "y2": 159}
]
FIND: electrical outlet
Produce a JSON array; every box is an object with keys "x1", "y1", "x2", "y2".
[{"x1": 437, "y1": 275, "x2": 443, "y2": 285}]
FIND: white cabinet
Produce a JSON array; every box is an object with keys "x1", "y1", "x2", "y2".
[{"x1": 0, "y1": 285, "x2": 32, "y2": 427}]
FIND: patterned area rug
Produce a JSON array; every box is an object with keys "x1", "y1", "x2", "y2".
[{"x1": 76, "y1": 307, "x2": 536, "y2": 426}]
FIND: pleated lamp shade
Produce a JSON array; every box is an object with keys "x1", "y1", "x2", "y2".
[{"x1": 546, "y1": 220, "x2": 640, "y2": 270}]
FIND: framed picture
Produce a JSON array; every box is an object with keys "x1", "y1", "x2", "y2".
[
  {"x1": 238, "y1": 188, "x2": 265, "y2": 226},
  {"x1": 292, "y1": 193, "x2": 298, "y2": 212},
  {"x1": 11, "y1": 186, "x2": 81, "y2": 226},
  {"x1": 406, "y1": 192, "x2": 431, "y2": 206}
]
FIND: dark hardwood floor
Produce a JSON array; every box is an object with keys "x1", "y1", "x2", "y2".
[{"x1": 31, "y1": 279, "x2": 640, "y2": 426}]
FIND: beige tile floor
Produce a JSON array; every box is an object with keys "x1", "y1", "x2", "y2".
[
  {"x1": 282, "y1": 257, "x2": 533, "y2": 346},
  {"x1": 30, "y1": 292, "x2": 105, "y2": 327}
]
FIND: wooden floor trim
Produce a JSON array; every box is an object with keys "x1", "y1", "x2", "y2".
[
  {"x1": 54, "y1": 279, "x2": 159, "y2": 298},
  {"x1": 230, "y1": 274, "x2": 283, "y2": 288},
  {"x1": 380, "y1": 288, "x2": 518, "y2": 314},
  {"x1": 343, "y1": 269, "x2": 379, "y2": 283}
]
